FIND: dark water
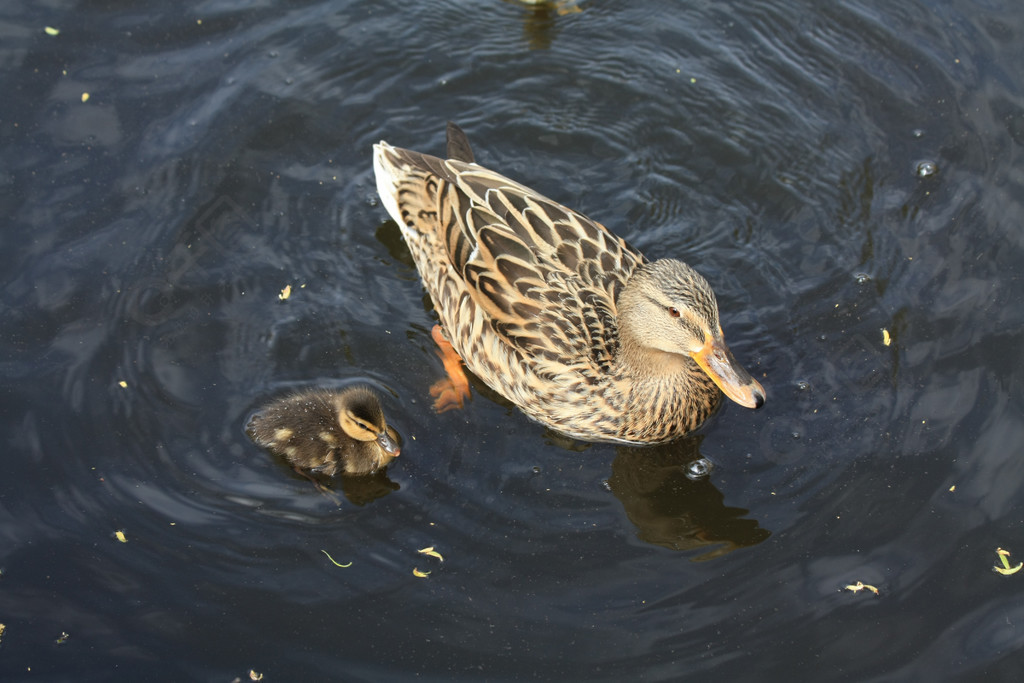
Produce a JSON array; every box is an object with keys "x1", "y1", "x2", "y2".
[{"x1": 3, "y1": 0, "x2": 1024, "y2": 680}]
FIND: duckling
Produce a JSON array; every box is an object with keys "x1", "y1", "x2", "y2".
[{"x1": 247, "y1": 386, "x2": 401, "y2": 477}]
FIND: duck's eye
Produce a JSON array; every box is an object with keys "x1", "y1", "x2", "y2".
[
  {"x1": 343, "y1": 412, "x2": 380, "y2": 440},
  {"x1": 668, "y1": 307, "x2": 681, "y2": 318}
]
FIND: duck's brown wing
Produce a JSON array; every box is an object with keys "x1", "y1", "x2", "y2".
[{"x1": 375, "y1": 139, "x2": 644, "y2": 374}]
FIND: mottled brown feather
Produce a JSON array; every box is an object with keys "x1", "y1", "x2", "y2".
[{"x1": 372, "y1": 126, "x2": 764, "y2": 443}]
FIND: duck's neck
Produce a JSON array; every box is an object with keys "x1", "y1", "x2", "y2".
[
  {"x1": 616, "y1": 341, "x2": 693, "y2": 378},
  {"x1": 609, "y1": 334, "x2": 720, "y2": 441}
]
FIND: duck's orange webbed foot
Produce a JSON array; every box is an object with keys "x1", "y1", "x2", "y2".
[{"x1": 429, "y1": 324, "x2": 471, "y2": 413}]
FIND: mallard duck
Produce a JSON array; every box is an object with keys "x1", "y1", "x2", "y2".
[
  {"x1": 373, "y1": 123, "x2": 765, "y2": 444},
  {"x1": 247, "y1": 386, "x2": 401, "y2": 476}
]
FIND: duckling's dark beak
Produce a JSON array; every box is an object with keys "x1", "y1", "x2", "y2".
[
  {"x1": 692, "y1": 331, "x2": 766, "y2": 410},
  {"x1": 377, "y1": 430, "x2": 401, "y2": 457}
]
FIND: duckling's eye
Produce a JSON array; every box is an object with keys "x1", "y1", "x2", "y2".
[
  {"x1": 353, "y1": 418, "x2": 376, "y2": 433},
  {"x1": 668, "y1": 307, "x2": 681, "y2": 318}
]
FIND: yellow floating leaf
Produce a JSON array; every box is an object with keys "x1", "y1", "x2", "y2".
[
  {"x1": 114, "y1": 530, "x2": 127, "y2": 543},
  {"x1": 44, "y1": 26, "x2": 60, "y2": 36},
  {"x1": 844, "y1": 581, "x2": 879, "y2": 595},
  {"x1": 321, "y1": 550, "x2": 351, "y2": 568},
  {"x1": 948, "y1": 485, "x2": 955, "y2": 492},
  {"x1": 81, "y1": 92, "x2": 90, "y2": 103},
  {"x1": 412, "y1": 567, "x2": 430, "y2": 578},
  {"x1": 278, "y1": 284, "x2": 291, "y2": 300},
  {"x1": 882, "y1": 328, "x2": 891, "y2": 346},
  {"x1": 418, "y1": 546, "x2": 444, "y2": 562},
  {"x1": 993, "y1": 547, "x2": 1022, "y2": 574},
  {"x1": 249, "y1": 670, "x2": 264, "y2": 681},
  {"x1": 118, "y1": 380, "x2": 128, "y2": 388}
]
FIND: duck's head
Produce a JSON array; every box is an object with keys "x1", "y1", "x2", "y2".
[
  {"x1": 618, "y1": 258, "x2": 766, "y2": 409},
  {"x1": 335, "y1": 387, "x2": 402, "y2": 466}
]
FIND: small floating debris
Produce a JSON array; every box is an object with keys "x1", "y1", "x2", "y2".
[
  {"x1": 844, "y1": 581, "x2": 880, "y2": 595},
  {"x1": 0, "y1": 623, "x2": 6, "y2": 643},
  {"x1": 118, "y1": 380, "x2": 128, "y2": 388},
  {"x1": 114, "y1": 529, "x2": 127, "y2": 543},
  {"x1": 278, "y1": 284, "x2": 292, "y2": 300},
  {"x1": 684, "y1": 458, "x2": 713, "y2": 481},
  {"x1": 249, "y1": 670, "x2": 264, "y2": 681},
  {"x1": 81, "y1": 92, "x2": 90, "y2": 103},
  {"x1": 55, "y1": 631, "x2": 70, "y2": 645},
  {"x1": 44, "y1": 26, "x2": 60, "y2": 36},
  {"x1": 418, "y1": 546, "x2": 444, "y2": 562},
  {"x1": 882, "y1": 329, "x2": 891, "y2": 346},
  {"x1": 321, "y1": 550, "x2": 351, "y2": 568},
  {"x1": 412, "y1": 568, "x2": 430, "y2": 578},
  {"x1": 993, "y1": 547, "x2": 1022, "y2": 576},
  {"x1": 915, "y1": 160, "x2": 938, "y2": 178}
]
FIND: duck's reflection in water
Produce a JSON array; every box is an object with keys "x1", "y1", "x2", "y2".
[
  {"x1": 279, "y1": 466, "x2": 400, "y2": 507},
  {"x1": 335, "y1": 470, "x2": 401, "y2": 506},
  {"x1": 608, "y1": 436, "x2": 770, "y2": 560}
]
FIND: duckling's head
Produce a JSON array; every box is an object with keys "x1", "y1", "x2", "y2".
[
  {"x1": 618, "y1": 258, "x2": 765, "y2": 409},
  {"x1": 334, "y1": 387, "x2": 402, "y2": 470}
]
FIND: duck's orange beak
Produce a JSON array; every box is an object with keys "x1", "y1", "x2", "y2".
[{"x1": 691, "y1": 330, "x2": 765, "y2": 409}]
